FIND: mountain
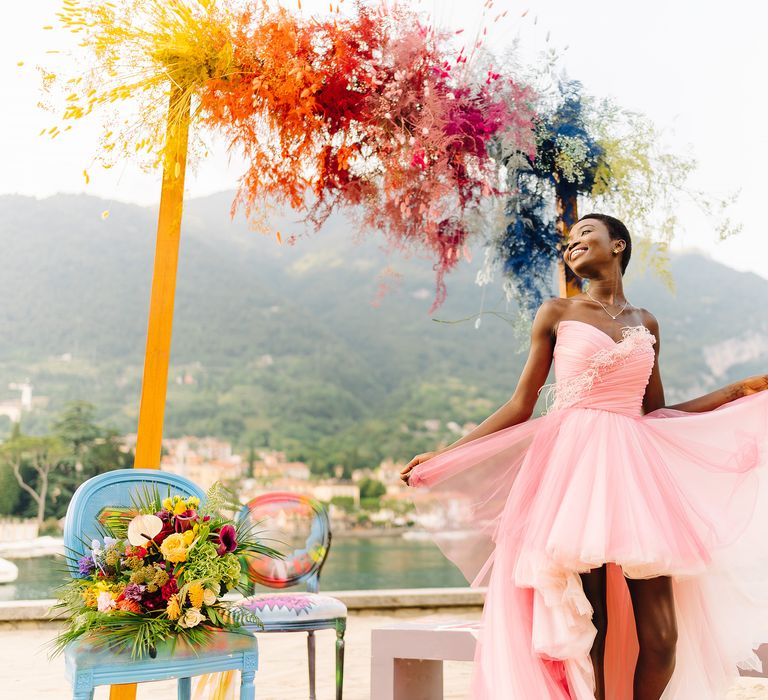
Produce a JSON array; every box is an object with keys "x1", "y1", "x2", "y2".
[{"x1": 0, "y1": 192, "x2": 765, "y2": 472}]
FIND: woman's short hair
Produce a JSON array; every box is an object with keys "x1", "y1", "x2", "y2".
[{"x1": 575, "y1": 213, "x2": 632, "y2": 275}]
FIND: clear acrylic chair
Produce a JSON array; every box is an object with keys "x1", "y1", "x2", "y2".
[
  {"x1": 237, "y1": 492, "x2": 346, "y2": 700},
  {"x1": 62, "y1": 469, "x2": 259, "y2": 700}
]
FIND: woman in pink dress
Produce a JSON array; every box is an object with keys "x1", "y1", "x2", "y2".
[{"x1": 402, "y1": 213, "x2": 768, "y2": 699}]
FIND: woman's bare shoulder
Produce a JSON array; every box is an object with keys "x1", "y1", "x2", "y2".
[
  {"x1": 636, "y1": 307, "x2": 660, "y2": 332},
  {"x1": 536, "y1": 297, "x2": 575, "y2": 320},
  {"x1": 531, "y1": 298, "x2": 582, "y2": 342}
]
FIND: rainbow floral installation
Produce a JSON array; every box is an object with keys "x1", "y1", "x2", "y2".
[
  {"x1": 42, "y1": 1, "x2": 734, "y2": 315},
  {"x1": 51, "y1": 486, "x2": 279, "y2": 659}
]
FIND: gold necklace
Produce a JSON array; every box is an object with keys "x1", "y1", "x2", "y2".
[{"x1": 585, "y1": 288, "x2": 628, "y2": 320}]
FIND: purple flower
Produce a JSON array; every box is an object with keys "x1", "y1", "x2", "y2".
[
  {"x1": 122, "y1": 584, "x2": 145, "y2": 603},
  {"x1": 174, "y1": 509, "x2": 198, "y2": 533},
  {"x1": 214, "y1": 524, "x2": 237, "y2": 556},
  {"x1": 78, "y1": 556, "x2": 95, "y2": 576}
]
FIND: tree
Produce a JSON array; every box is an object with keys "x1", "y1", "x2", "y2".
[
  {"x1": 359, "y1": 478, "x2": 386, "y2": 500},
  {"x1": 0, "y1": 460, "x2": 21, "y2": 515},
  {"x1": 48, "y1": 402, "x2": 133, "y2": 519},
  {"x1": 3, "y1": 431, "x2": 68, "y2": 529},
  {"x1": 53, "y1": 401, "x2": 101, "y2": 460}
]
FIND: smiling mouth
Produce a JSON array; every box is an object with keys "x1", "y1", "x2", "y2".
[{"x1": 570, "y1": 246, "x2": 588, "y2": 260}]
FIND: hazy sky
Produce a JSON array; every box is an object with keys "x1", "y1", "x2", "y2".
[{"x1": 3, "y1": 1, "x2": 767, "y2": 279}]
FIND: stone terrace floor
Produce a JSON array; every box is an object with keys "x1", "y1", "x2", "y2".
[{"x1": 4, "y1": 608, "x2": 768, "y2": 699}]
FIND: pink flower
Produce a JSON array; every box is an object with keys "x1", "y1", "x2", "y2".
[
  {"x1": 97, "y1": 591, "x2": 116, "y2": 612},
  {"x1": 411, "y1": 148, "x2": 427, "y2": 171}
]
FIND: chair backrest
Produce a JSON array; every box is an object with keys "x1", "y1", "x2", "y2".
[
  {"x1": 244, "y1": 492, "x2": 331, "y2": 593},
  {"x1": 63, "y1": 469, "x2": 206, "y2": 577}
]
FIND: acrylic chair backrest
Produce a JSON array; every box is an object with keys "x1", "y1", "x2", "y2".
[
  {"x1": 63, "y1": 469, "x2": 206, "y2": 577},
  {"x1": 244, "y1": 492, "x2": 331, "y2": 593}
]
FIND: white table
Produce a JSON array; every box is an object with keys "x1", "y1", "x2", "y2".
[{"x1": 370, "y1": 621, "x2": 480, "y2": 700}]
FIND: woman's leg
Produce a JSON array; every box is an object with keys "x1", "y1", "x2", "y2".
[
  {"x1": 626, "y1": 576, "x2": 677, "y2": 700},
  {"x1": 580, "y1": 564, "x2": 608, "y2": 700}
]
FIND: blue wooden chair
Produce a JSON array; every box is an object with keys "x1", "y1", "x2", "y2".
[
  {"x1": 62, "y1": 469, "x2": 259, "y2": 700},
  {"x1": 236, "y1": 492, "x2": 346, "y2": 700}
]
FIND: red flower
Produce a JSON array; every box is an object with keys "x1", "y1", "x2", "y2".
[
  {"x1": 174, "y1": 509, "x2": 198, "y2": 533},
  {"x1": 152, "y1": 514, "x2": 175, "y2": 545},
  {"x1": 125, "y1": 545, "x2": 147, "y2": 559},
  {"x1": 161, "y1": 578, "x2": 178, "y2": 601}
]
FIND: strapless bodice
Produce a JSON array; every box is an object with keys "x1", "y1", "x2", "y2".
[{"x1": 543, "y1": 320, "x2": 656, "y2": 416}]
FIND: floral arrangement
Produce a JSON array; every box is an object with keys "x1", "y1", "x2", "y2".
[
  {"x1": 41, "y1": 1, "x2": 733, "y2": 316},
  {"x1": 43, "y1": 0, "x2": 536, "y2": 313},
  {"x1": 52, "y1": 487, "x2": 279, "y2": 658}
]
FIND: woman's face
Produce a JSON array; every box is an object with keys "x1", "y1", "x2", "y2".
[{"x1": 563, "y1": 218, "x2": 623, "y2": 278}]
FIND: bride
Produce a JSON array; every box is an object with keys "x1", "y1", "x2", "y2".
[{"x1": 402, "y1": 214, "x2": 768, "y2": 699}]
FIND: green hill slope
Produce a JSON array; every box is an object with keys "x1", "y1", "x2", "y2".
[{"x1": 0, "y1": 193, "x2": 765, "y2": 473}]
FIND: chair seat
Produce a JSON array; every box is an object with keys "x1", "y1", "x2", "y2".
[
  {"x1": 238, "y1": 592, "x2": 347, "y2": 625},
  {"x1": 65, "y1": 630, "x2": 258, "y2": 692}
]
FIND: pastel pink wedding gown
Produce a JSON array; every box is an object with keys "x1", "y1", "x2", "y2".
[{"x1": 408, "y1": 320, "x2": 768, "y2": 699}]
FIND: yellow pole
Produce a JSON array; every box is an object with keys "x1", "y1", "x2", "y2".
[
  {"x1": 556, "y1": 189, "x2": 581, "y2": 298},
  {"x1": 133, "y1": 85, "x2": 191, "y2": 471},
  {"x1": 110, "y1": 86, "x2": 190, "y2": 700}
]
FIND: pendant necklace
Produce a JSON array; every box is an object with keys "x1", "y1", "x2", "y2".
[{"x1": 585, "y1": 288, "x2": 628, "y2": 320}]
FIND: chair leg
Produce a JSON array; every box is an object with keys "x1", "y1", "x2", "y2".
[
  {"x1": 72, "y1": 672, "x2": 94, "y2": 700},
  {"x1": 241, "y1": 670, "x2": 256, "y2": 700},
  {"x1": 307, "y1": 629, "x2": 317, "y2": 700},
  {"x1": 178, "y1": 677, "x2": 192, "y2": 700},
  {"x1": 335, "y1": 617, "x2": 346, "y2": 700}
]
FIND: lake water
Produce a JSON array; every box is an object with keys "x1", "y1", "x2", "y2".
[{"x1": 0, "y1": 535, "x2": 468, "y2": 601}]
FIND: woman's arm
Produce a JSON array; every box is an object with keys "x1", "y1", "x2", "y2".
[
  {"x1": 641, "y1": 309, "x2": 768, "y2": 413},
  {"x1": 400, "y1": 300, "x2": 560, "y2": 484},
  {"x1": 665, "y1": 374, "x2": 768, "y2": 413}
]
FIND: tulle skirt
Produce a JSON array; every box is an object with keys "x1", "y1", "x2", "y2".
[{"x1": 409, "y1": 391, "x2": 768, "y2": 698}]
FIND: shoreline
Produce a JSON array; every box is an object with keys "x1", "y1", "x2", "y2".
[{"x1": 0, "y1": 528, "x2": 421, "y2": 559}]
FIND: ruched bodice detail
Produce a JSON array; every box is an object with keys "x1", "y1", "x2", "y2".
[{"x1": 544, "y1": 320, "x2": 656, "y2": 416}]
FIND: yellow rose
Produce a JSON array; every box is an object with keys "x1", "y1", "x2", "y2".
[
  {"x1": 203, "y1": 588, "x2": 217, "y2": 606},
  {"x1": 188, "y1": 582, "x2": 205, "y2": 609},
  {"x1": 166, "y1": 594, "x2": 181, "y2": 621},
  {"x1": 160, "y1": 533, "x2": 188, "y2": 563}
]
